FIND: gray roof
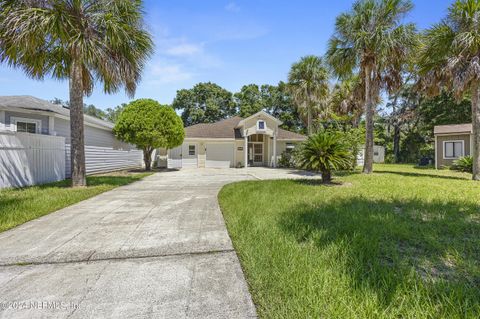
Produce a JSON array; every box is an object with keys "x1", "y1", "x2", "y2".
[
  {"x1": 434, "y1": 123, "x2": 472, "y2": 135},
  {"x1": 0, "y1": 95, "x2": 114, "y2": 129},
  {"x1": 185, "y1": 116, "x2": 306, "y2": 140}
]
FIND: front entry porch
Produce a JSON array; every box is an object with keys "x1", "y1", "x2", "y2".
[{"x1": 244, "y1": 133, "x2": 277, "y2": 167}]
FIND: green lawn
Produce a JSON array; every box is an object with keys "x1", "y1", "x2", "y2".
[
  {"x1": 0, "y1": 171, "x2": 152, "y2": 233},
  {"x1": 219, "y1": 164, "x2": 480, "y2": 319}
]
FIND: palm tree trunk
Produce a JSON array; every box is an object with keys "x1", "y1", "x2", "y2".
[
  {"x1": 69, "y1": 59, "x2": 87, "y2": 187},
  {"x1": 393, "y1": 124, "x2": 401, "y2": 163},
  {"x1": 363, "y1": 65, "x2": 374, "y2": 174},
  {"x1": 321, "y1": 169, "x2": 331, "y2": 183},
  {"x1": 472, "y1": 81, "x2": 480, "y2": 180},
  {"x1": 307, "y1": 104, "x2": 312, "y2": 136}
]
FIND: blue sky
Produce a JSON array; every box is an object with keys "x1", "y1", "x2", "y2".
[{"x1": 0, "y1": 0, "x2": 454, "y2": 110}]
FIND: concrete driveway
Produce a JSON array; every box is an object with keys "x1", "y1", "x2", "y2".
[{"x1": 0, "y1": 168, "x2": 320, "y2": 319}]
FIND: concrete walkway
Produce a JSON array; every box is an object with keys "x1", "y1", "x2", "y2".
[{"x1": 0, "y1": 168, "x2": 320, "y2": 319}]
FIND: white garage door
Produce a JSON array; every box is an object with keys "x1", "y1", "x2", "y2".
[{"x1": 206, "y1": 143, "x2": 234, "y2": 168}]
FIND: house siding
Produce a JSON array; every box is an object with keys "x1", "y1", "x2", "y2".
[
  {"x1": 53, "y1": 118, "x2": 134, "y2": 150},
  {"x1": 4, "y1": 111, "x2": 50, "y2": 134},
  {"x1": 436, "y1": 134, "x2": 471, "y2": 167}
]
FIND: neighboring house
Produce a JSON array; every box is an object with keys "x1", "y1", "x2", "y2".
[
  {"x1": 0, "y1": 96, "x2": 142, "y2": 187},
  {"x1": 163, "y1": 111, "x2": 306, "y2": 169},
  {"x1": 434, "y1": 123, "x2": 472, "y2": 168}
]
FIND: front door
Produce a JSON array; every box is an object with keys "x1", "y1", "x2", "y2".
[{"x1": 248, "y1": 143, "x2": 263, "y2": 166}]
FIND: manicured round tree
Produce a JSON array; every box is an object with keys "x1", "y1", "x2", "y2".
[
  {"x1": 114, "y1": 99, "x2": 184, "y2": 171},
  {"x1": 297, "y1": 132, "x2": 353, "y2": 183}
]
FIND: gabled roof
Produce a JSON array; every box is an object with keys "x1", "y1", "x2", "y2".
[
  {"x1": 235, "y1": 110, "x2": 282, "y2": 128},
  {"x1": 0, "y1": 95, "x2": 114, "y2": 129},
  {"x1": 185, "y1": 116, "x2": 243, "y2": 139},
  {"x1": 434, "y1": 123, "x2": 472, "y2": 135},
  {"x1": 185, "y1": 115, "x2": 306, "y2": 140}
]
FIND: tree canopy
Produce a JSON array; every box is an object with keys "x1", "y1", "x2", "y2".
[
  {"x1": 172, "y1": 82, "x2": 236, "y2": 126},
  {"x1": 114, "y1": 99, "x2": 184, "y2": 170}
]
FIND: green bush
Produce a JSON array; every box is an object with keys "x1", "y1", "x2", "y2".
[
  {"x1": 278, "y1": 151, "x2": 295, "y2": 168},
  {"x1": 451, "y1": 156, "x2": 473, "y2": 173},
  {"x1": 297, "y1": 132, "x2": 353, "y2": 183}
]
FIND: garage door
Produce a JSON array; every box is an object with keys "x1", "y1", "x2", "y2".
[{"x1": 206, "y1": 143, "x2": 234, "y2": 168}]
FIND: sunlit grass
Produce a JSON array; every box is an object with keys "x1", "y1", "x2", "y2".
[
  {"x1": 219, "y1": 164, "x2": 480, "y2": 318},
  {"x1": 0, "y1": 171, "x2": 152, "y2": 232}
]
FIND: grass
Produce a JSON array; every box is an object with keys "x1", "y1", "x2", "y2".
[
  {"x1": 219, "y1": 164, "x2": 480, "y2": 319},
  {"x1": 0, "y1": 170, "x2": 152, "y2": 233}
]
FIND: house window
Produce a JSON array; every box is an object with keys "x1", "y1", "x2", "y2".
[
  {"x1": 188, "y1": 145, "x2": 196, "y2": 156},
  {"x1": 257, "y1": 120, "x2": 266, "y2": 131},
  {"x1": 286, "y1": 143, "x2": 295, "y2": 153},
  {"x1": 444, "y1": 140, "x2": 464, "y2": 159},
  {"x1": 12, "y1": 117, "x2": 41, "y2": 134}
]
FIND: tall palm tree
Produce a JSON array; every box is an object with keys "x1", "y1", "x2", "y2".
[
  {"x1": 418, "y1": 0, "x2": 480, "y2": 180},
  {"x1": 329, "y1": 75, "x2": 364, "y2": 127},
  {"x1": 326, "y1": 0, "x2": 417, "y2": 173},
  {"x1": 0, "y1": 0, "x2": 153, "y2": 187},
  {"x1": 288, "y1": 55, "x2": 330, "y2": 135}
]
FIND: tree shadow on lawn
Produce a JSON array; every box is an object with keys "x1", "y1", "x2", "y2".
[
  {"x1": 279, "y1": 196, "x2": 480, "y2": 312},
  {"x1": 373, "y1": 170, "x2": 468, "y2": 181}
]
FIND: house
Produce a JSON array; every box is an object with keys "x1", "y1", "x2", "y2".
[
  {"x1": 0, "y1": 96, "x2": 142, "y2": 186},
  {"x1": 434, "y1": 123, "x2": 472, "y2": 168},
  {"x1": 163, "y1": 111, "x2": 306, "y2": 169}
]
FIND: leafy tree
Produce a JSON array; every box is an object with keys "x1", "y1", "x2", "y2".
[
  {"x1": 84, "y1": 104, "x2": 107, "y2": 120},
  {"x1": 0, "y1": 0, "x2": 153, "y2": 187},
  {"x1": 105, "y1": 103, "x2": 128, "y2": 123},
  {"x1": 288, "y1": 55, "x2": 330, "y2": 135},
  {"x1": 235, "y1": 84, "x2": 263, "y2": 117},
  {"x1": 172, "y1": 82, "x2": 236, "y2": 126},
  {"x1": 418, "y1": 0, "x2": 480, "y2": 179},
  {"x1": 297, "y1": 132, "x2": 353, "y2": 183},
  {"x1": 114, "y1": 99, "x2": 184, "y2": 171},
  {"x1": 51, "y1": 98, "x2": 109, "y2": 121},
  {"x1": 327, "y1": 0, "x2": 417, "y2": 173},
  {"x1": 261, "y1": 82, "x2": 305, "y2": 132}
]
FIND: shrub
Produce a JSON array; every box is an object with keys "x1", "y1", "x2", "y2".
[
  {"x1": 451, "y1": 156, "x2": 473, "y2": 173},
  {"x1": 297, "y1": 132, "x2": 353, "y2": 183},
  {"x1": 278, "y1": 149, "x2": 299, "y2": 168}
]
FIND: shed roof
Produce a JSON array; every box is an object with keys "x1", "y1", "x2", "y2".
[{"x1": 434, "y1": 123, "x2": 472, "y2": 135}]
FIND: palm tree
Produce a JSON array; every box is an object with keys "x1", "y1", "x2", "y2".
[
  {"x1": 329, "y1": 75, "x2": 364, "y2": 127},
  {"x1": 0, "y1": 0, "x2": 153, "y2": 187},
  {"x1": 297, "y1": 132, "x2": 353, "y2": 183},
  {"x1": 326, "y1": 0, "x2": 417, "y2": 173},
  {"x1": 418, "y1": 0, "x2": 480, "y2": 180},
  {"x1": 288, "y1": 55, "x2": 330, "y2": 135}
]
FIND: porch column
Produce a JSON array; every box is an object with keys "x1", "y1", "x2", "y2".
[
  {"x1": 244, "y1": 132, "x2": 248, "y2": 168},
  {"x1": 273, "y1": 130, "x2": 277, "y2": 168}
]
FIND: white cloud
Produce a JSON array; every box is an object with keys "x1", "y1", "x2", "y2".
[
  {"x1": 149, "y1": 62, "x2": 194, "y2": 84},
  {"x1": 165, "y1": 43, "x2": 202, "y2": 56},
  {"x1": 225, "y1": 2, "x2": 240, "y2": 13}
]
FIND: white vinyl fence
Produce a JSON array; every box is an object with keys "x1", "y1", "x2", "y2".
[
  {"x1": 65, "y1": 145, "x2": 143, "y2": 177},
  {"x1": 0, "y1": 131, "x2": 144, "y2": 189},
  {"x1": 0, "y1": 131, "x2": 65, "y2": 188}
]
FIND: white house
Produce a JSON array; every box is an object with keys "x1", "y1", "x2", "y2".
[
  {"x1": 163, "y1": 111, "x2": 306, "y2": 169},
  {"x1": 0, "y1": 96, "x2": 142, "y2": 188}
]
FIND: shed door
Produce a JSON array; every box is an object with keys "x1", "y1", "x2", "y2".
[{"x1": 206, "y1": 143, "x2": 234, "y2": 168}]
